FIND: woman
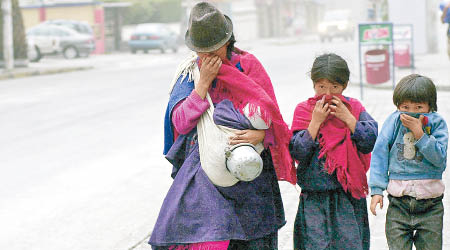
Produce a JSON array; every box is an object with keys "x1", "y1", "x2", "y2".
[{"x1": 150, "y1": 2, "x2": 296, "y2": 250}]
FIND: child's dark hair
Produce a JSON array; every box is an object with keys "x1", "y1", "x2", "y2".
[
  {"x1": 393, "y1": 74, "x2": 437, "y2": 112},
  {"x1": 311, "y1": 53, "x2": 350, "y2": 86}
]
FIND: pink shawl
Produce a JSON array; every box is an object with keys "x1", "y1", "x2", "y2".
[
  {"x1": 209, "y1": 49, "x2": 296, "y2": 185},
  {"x1": 291, "y1": 94, "x2": 370, "y2": 199}
]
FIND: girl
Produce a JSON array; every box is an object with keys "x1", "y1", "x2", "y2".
[{"x1": 290, "y1": 53, "x2": 377, "y2": 250}]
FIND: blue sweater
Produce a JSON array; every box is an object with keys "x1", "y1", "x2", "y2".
[{"x1": 369, "y1": 111, "x2": 449, "y2": 196}]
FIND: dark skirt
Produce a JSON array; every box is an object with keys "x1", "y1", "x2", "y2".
[{"x1": 293, "y1": 189, "x2": 370, "y2": 250}]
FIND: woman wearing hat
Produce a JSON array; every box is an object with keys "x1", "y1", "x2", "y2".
[{"x1": 149, "y1": 2, "x2": 296, "y2": 249}]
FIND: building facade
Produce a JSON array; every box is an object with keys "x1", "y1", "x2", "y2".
[{"x1": 19, "y1": 0, "x2": 129, "y2": 54}]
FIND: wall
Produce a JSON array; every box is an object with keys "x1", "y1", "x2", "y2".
[
  {"x1": 231, "y1": 0, "x2": 258, "y2": 41},
  {"x1": 388, "y1": 0, "x2": 432, "y2": 54},
  {"x1": 21, "y1": 8, "x2": 41, "y2": 28},
  {"x1": 181, "y1": 0, "x2": 258, "y2": 41},
  {"x1": 45, "y1": 5, "x2": 95, "y2": 24},
  {"x1": 324, "y1": 0, "x2": 370, "y2": 23},
  {"x1": 21, "y1": 5, "x2": 95, "y2": 29}
]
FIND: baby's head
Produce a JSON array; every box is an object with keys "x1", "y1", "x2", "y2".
[
  {"x1": 393, "y1": 74, "x2": 437, "y2": 113},
  {"x1": 311, "y1": 53, "x2": 349, "y2": 97}
]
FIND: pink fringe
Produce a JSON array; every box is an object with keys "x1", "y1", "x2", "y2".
[{"x1": 168, "y1": 241, "x2": 230, "y2": 250}]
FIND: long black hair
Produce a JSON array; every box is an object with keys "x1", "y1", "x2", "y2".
[
  {"x1": 226, "y1": 33, "x2": 237, "y2": 60},
  {"x1": 310, "y1": 53, "x2": 350, "y2": 86},
  {"x1": 393, "y1": 74, "x2": 437, "y2": 112}
]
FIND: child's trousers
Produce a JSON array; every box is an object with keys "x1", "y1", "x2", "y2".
[{"x1": 386, "y1": 194, "x2": 444, "y2": 250}]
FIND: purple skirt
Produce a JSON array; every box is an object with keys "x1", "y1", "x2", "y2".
[{"x1": 149, "y1": 144, "x2": 285, "y2": 247}]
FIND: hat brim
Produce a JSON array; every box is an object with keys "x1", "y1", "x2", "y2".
[{"x1": 185, "y1": 15, "x2": 233, "y2": 53}]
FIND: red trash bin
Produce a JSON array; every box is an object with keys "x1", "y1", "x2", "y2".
[
  {"x1": 365, "y1": 49, "x2": 390, "y2": 84},
  {"x1": 394, "y1": 44, "x2": 411, "y2": 67}
]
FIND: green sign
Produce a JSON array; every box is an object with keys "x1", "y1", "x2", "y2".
[{"x1": 359, "y1": 23, "x2": 393, "y2": 44}]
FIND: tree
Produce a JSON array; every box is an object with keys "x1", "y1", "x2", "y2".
[{"x1": 0, "y1": 0, "x2": 28, "y2": 62}]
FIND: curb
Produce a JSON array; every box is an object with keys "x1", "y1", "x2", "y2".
[
  {"x1": 349, "y1": 81, "x2": 450, "y2": 92},
  {"x1": 0, "y1": 66, "x2": 94, "y2": 81}
]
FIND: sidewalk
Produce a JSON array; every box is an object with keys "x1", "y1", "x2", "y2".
[{"x1": 0, "y1": 64, "x2": 93, "y2": 80}]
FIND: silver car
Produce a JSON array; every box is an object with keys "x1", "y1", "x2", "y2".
[
  {"x1": 27, "y1": 24, "x2": 95, "y2": 62},
  {"x1": 128, "y1": 23, "x2": 178, "y2": 54},
  {"x1": 41, "y1": 19, "x2": 94, "y2": 37}
]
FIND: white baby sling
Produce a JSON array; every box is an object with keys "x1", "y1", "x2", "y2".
[
  {"x1": 197, "y1": 92, "x2": 268, "y2": 187},
  {"x1": 197, "y1": 93, "x2": 241, "y2": 186},
  {"x1": 170, "y1": 54, "x2": 268, "y2": 187}
]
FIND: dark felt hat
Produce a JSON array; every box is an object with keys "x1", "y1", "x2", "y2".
[{"x1": 185, "y1": 2, "x2": 233, "y2": 52}]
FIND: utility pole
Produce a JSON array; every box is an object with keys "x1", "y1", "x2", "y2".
[{"x1": 3, "y1": 0, "x2": 14, "y2": 70}]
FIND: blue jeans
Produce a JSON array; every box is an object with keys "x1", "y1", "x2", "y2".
[{"x1": 386, "y1": 195, "x2": 444, "y2": 250}]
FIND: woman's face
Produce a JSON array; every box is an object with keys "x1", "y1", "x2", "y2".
[
  {"x1": 197, "y1": 42, "x2": 228, "y2": 62},
  {"x1": 313, "y1": 78, "x2": 346, "y2": 96}
]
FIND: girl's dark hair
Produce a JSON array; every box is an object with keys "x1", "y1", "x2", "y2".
[
  {"x1": 226, "y1": 33, "x2": 236, "y2": 60},
  {"x1": 393, "y1": 74, "x2": 437, "y2": 112},
  {"x1": 311, "y1": 53, "x2": 350, "y2": 86}
]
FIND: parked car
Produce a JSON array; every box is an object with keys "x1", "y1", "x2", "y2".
[
  {"x1": 41, "y1": 19, "x2": 94, "y2": 37},
  {"x1": 128, "y1": 23, "x2": 178, "y2": 54},
  {"x1": 318, "y1": 9, "x2": 354, "y2": 42},
  {"x1": 27, "y1": 24, "x2": 95, "y2": 62}
]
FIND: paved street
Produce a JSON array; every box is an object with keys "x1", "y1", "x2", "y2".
[{"x1": 1, "y1": 37, "x2": 450, "y2": 250}]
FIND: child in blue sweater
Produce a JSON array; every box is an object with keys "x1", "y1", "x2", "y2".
[{"x1": 369, "y1": 74, "x2": 448, "y2": 250}]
